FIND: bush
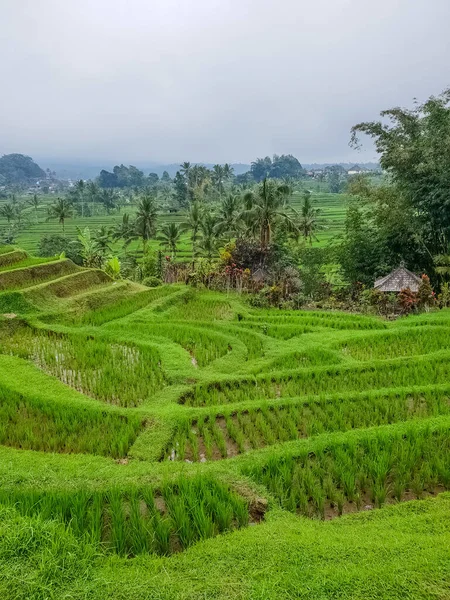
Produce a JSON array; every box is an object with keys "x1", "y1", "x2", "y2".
[
  {"x1": 143, "y1": 276, "x2": 162, "y2": 287},
  {"x1": 38, "y1": 235, "x2": 83, "y2": 265}
]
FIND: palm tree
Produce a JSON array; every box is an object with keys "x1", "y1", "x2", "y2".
[
  {"x1": 0, "y1": 203, "x2": 15, "y2": 224},
  {"x1": 98, "y1": 188, "x2": 117, "y2": 214},
  {"x1": 113, "y1": 213, "x2": 136, "y2": 252},
  {"x1": 181, "y1": 200, "x2": 202, "y2": 257},
  {"x1": 27, "y1": 194, "x2": 40, "y2": 224},
  {"x1": 157, "y1": 222, "x2": 182, "y2": 259},
  {"x1": 135, "y1": 194, "x2": 158, "y2": 253},
  {"x1": 48, "y1": 198, "x2": 73, "y2": 233},
  {"x1": 180, "y1": 162, "x2": 191, "y2": 180},
  {"x1": 196, "y1": 212, "x2": 221, "y2": 262},
  {"x1": 86, "y1": 181, "x2": 100, "y2": 204},
  {"x1": 215, "y1": 194, "x2": 242, "y2": 237},
  {"x1": 223, "y1": 163, "x2": 234, "y2": 180},
  {"x1": 298, "y1": 193, "x2": 322, "y2": 245},
  {"x1": 93, "y1": 225, "x2": 112, "y2": 257},
  {"x1": 212, "y1": 164, "x2": 225, "y2": 198},
  {"x1": 73, "y1": 179, "x2": 86, "y2": 217},
  {"x1": 241, "y1": 178, "x2": 293, "y2": 248}
]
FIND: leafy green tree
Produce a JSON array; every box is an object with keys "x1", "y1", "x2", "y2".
[
  {"x1": 135, "y1": 194, "x2": 158, "y2": 253},
  {"x1": 241, "y1": 178, "x2": 294, "y2": 248},
  {"x1": 350, "y1": 89, "x2": 450, "y2": 257},
  {"x1": 157, "y1": 222, "x2": 183, "y2": 259},
  {"x1": 38, "y1": 234, "x2": 82, "y2": 264},
  {"x1": 48, "y1": 198, "x2": 73, "y2": 233}
]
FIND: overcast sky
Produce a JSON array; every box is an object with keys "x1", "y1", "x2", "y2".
[{"x1": 1, "y1": 0, "x2": 449, "y2": 166}]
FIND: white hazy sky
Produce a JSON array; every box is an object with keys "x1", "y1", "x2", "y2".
[{"x1": 1, "y1": 0, "x2": 449, "y2": 165}]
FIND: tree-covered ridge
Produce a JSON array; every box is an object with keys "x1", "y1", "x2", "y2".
[{"x1": 0, "y1": 154, "x2": 46, "y2": 184}]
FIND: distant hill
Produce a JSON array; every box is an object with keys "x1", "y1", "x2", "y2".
[
  {"x1": 0, "y1": 154, "x2": 46, "y2": 184},
  {"x1": 303, "y1": 162, "x2": 380, "y2": 171}
]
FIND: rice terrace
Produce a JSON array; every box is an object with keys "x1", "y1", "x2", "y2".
[
  {"x1": 1, "y1": 238, "x2": 450, "y2": 598},
  {"x1": 2, "y1": 2, "x2": 450, "y2": 595}
]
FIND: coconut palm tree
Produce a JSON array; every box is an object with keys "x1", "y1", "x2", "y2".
[
  {"x1": 298, "y1": 193, "x2": 322, "y2": 245},
  {"x1": 157, "y1": 222, "x2": 183, "y2": 259},
  {"x1": 181, "y1": 200, "x2": 202, "y2": 257},
  {"x1": 215, "y1": 193, "x2": 242, "y2": 237},
  {"x1": 73, "y1": 179, "x2": 86, "y2": 217},
  {"x1": 113, "y1": 213, "x2": 137, "y2": 253},
  {"x1": 241, "y1": 178, "x2": 293, "y2": 248},
  {"x1": 212, "y1": 164, "x2": 225, "y2": 198},
  {"x1": 27, "y1": 194, "x2": 40, "y2": 224},
  {"x1": 0, "y1": 203, "x2": 15, "y2": 224},
  {"x1": 48, "y1": 198, "x2": 73, "y2": 233},
  {"x1": 196, "y1": 212, "x2": 221, "y2": 262},
  {"x1": 135, "y1": 194, "x2": 158, "y2": 253}
]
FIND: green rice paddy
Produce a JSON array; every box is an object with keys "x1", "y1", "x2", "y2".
[{"x1": 0, "y1": 246, "x2": 449, "y2": 599}]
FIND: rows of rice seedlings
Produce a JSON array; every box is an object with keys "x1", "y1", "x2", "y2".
[
  {"x1": 0, "y1": 249, "x2": 28, "y2": 269},
  {"x1": 0, "y1": 325, "x2": 165, "y2": 407},
  {"x1": 244, "y1": 310, "x2": 385, "y2": 330},
  {"x1": 0, "y1": 476, "x2": 250, "y2": 556},
  {"x1": 166, "y1": 292, "x2": 235, "y2": 321},
  {"x1": 66, "y1": 286, "x2": 178, "y2": 326},
  {"x1": 237, "y1": 321, "x2": 316, "y2": 340},
  {"x1": 0, "y1": 259, "x2": 79, "y2": 291},
  {"x1": 111, "y1": 321, "x2": 232, "y2": 367},
  {"x1": 244, "y1": 423, "x2": 450, "y2": 518},
  {"x1": 168, "y1": 388, "x2": 450, "y2": 461},
  {"x1": 339, "y1": 327, "x2": 450, "y2": 360},
  {"x1": 256, "y1": 348, "x2": 342, "y2": 372},
  {"x1": 0, "y1": 384, "x2": 142, "y2": 457},
  {"x1": 180, "y1": 353, "x2": 450, "y2": 406}
]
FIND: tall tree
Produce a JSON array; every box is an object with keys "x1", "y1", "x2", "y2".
[
  {"x1": 112, "y1": 213, "x2": 137, "y2": 253},
  {"x1": 48, "y1": 198, "x2": 73, "y2": 233},
  {"x1": 215, "y1": 194, "x2": 242, "y2": 236},
  {"x1": 350, "y1": 88, "x2": 450, "y2": 257},
  {"x1": 157, "y1": 222, "x2": 183, "y2": 259},
  {"x1": 298, "y1": 193, "x2": 322, "y2": 245},
  {"x1": 0, "y1": 203, "x2": 15, "y2": 224},
  {"x1": 135, "y1": 194, "x2": 158, "y2": 253},
  {"x1": 197, "y1": 212, "x2": 221, "y2": 262},
  {"x1": 181, "y1": 200, "x2": 202, "y2": 257},
  {"x1": 27, "y1": 193, "x2": 40, "y2": 223},
  {"x1": 241, "y1": 179, "x2": 294, "y2": 248}
]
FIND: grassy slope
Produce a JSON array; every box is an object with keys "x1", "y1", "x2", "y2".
[{"x1": 2, "y1": 496, "x2": 449, "y2": 599}]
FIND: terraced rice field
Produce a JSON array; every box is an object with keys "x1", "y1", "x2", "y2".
[{"x1": 0, "y1": 245, "x2": 449, "y2": 599}]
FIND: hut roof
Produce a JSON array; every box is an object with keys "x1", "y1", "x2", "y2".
[{"x1": 374, "y1": 266, "x2": 422, "y2": 293}]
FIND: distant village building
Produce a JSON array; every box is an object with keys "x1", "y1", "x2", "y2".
[
  {"x1": 347, "y1": 165, "x2": 369, "y2": 176},
  {"x1": 374, "y1": 265, "x2": 422, "y2": 293}
]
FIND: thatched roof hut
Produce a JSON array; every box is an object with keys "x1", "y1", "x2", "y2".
[{"x1": 374, "y1": 265, "x2": 422, "y2": 293}]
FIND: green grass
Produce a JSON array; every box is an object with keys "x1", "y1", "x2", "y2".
[{"x1": 0, "y1": 247, "x2": 450, "y2": 598}]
